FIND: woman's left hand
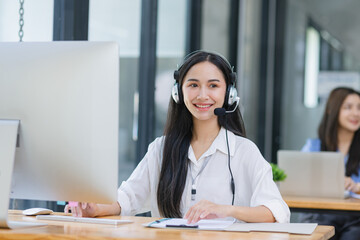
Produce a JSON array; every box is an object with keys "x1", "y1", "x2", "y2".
[{"x1": 184, "y1": 200, "x2": 230, "y2": 224}]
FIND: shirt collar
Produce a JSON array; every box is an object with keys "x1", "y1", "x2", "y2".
[
  {"x1": 188, "y1": 127, "x2": 236, "y2": 163},
  {"x1": 213, "y1": 127, "x2": 236, "y2": 157}
]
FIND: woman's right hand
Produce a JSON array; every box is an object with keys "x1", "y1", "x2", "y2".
[
  {"x1": 64, "y1": 202, "x2": 100, "y2": 217},
  {"x1": 345, "y1": 177, "x2": 360, "y2": 193},
  {"x1": 64, "y1": 202, "x2": 121, "y2": 217}
]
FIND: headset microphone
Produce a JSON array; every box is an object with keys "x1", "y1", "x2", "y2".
[
  {"x1": 214, "y1": 97, "x2": 240, "y2": 116},
  {"x1": 214, "y1": 108, "x2": 226, "y2": 116}
]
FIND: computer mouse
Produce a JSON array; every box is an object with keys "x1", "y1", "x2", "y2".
[{"x1": 22, "y1": 207, "x2": 53, "y2": 216}]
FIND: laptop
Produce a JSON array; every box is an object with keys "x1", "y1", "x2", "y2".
[{"x1": 277, "y1": 150, "x2": 347, "y2": 199}]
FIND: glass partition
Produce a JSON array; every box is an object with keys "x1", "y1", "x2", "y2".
[{"x1": 89, "y1": 0, "x2": 142, "y2": 183}]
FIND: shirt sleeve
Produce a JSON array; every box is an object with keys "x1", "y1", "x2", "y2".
[
  {"x1": 301, "y1": 138, "x2": 321, "y2": 152},
  {"x1": 251, "y1": 165, "x2": 291, "y2": 223},
  {"x1": 243, "y1": 141, "x2": 291, "y2": 223},
  {"x1": 117, "y1": 137, "x2": 162, "y2": 216}
]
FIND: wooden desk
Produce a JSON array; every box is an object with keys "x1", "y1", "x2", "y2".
[
  {"x1": 284, "y1": 196, "x2": 360, "y2": 215},
  {"x1": 0, "y1": 210, "x2": 334, "y2": 240}
]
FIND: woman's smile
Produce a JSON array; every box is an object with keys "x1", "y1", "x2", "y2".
[{"x1": 194, "y1": 103, "x2": 213, "y2": 111}]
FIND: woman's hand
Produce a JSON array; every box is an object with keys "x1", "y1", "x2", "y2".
[
  {"x1": 185, "y1": 200, "x2": 275, "y2": 224},
  {"x1": 184, "y1": 200, "x2": 230, "y2": 224},
  {"x1": 64, "y1": 202, "x2": 99, "y2": 217},
  {"x1": 345, "y1": 177, "x2": 360, "y2": 193},
  {"x1": 64, "y1": 202, "x2": 121, "y2": 217}
]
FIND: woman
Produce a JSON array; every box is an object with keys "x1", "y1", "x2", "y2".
[
  {"x1": 301, "y1": 87, "x2": 360, "y2": 239},
  {"x1": 66, "y1": 51, "x2": 290, "y2": 223}
]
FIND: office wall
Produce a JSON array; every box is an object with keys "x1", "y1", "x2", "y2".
[{"x1": 0, "y1": 0, "x2": 53, "y2": 41}]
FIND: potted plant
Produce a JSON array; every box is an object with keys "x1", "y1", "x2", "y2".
[{"x1": 270, "y1": 163, "x2": 287, "y2": 186}]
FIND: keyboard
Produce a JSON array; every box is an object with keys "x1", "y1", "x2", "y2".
[{"x1": 36, "y1": 215, "x2": 133, "y2": 225}]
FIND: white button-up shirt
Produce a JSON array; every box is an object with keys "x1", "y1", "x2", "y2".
[{"x1": 118, "y1": 127, "x2": 290, "y2": 223}]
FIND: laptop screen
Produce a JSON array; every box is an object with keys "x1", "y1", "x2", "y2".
[{"x1": 277, "y1": 150, "x2": 345, "y2": 199}]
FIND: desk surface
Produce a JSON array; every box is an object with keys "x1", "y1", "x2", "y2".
[
  {"x1": 1, "y1": 210, "x2": 334, "y2": 240},
  {"x1": 284, "y1": 196, "x2": 360, "y2": 211}
]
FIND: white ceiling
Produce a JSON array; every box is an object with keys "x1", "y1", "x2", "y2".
[{"x1": 301, "y1": 0, "x2": 360, "y2": 64}]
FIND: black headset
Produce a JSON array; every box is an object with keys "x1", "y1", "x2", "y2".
[{"x1": 171, "y1": 51, "x2": 238, "y2": 109}]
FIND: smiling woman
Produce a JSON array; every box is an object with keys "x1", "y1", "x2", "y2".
[
  {"x1": 66, "y1": 51, "x2": 290, "y2": 225},
  {"x1": 301, "y1": 87, "x2": 360, "y2": 239}
]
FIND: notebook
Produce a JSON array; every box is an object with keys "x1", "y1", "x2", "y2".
[{"x1": 277, "y1": 150, "x2": 346, "y2": 199}]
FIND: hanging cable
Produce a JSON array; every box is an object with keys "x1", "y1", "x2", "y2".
[
  {"x1": 19, "y1": 0, "x2": 24, "y2": 42},
  {"x1": 12, "y1": 0, "x2": 25, "y2": 211}
]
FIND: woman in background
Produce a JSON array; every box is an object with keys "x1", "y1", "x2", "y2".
[{"x1": 301, "y1": 87, "x2": 360, "y2": 240}]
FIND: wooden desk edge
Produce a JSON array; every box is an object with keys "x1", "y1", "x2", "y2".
[
  {"x1": 284, "y1": 196, "x2": 360, "y2": 211},
  {"x1": 2, "y1": 211, "x2": 335, "y2": 240},
  {"x1": 317, "y1": 226, "x2": 335, "y2": 240}
]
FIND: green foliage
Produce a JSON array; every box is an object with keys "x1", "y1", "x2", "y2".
[{"x1": 270, "y1": 163, "x2": 287, "y2": 182}]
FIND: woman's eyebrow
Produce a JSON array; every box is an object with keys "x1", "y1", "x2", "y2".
[
  {"x1": 208, "y1": 79, "x2": 220, "y2": 82},
  {"x1": 185, "y1": 79, "x2": 220, "y2": 82},
  {"x1": 186, "y1": 79, "x2": 199, "y2": 82}
]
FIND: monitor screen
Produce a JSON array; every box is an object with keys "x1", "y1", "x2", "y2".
[{"x1": 0, "y1": 42, "x2": 119, "y2": 205}]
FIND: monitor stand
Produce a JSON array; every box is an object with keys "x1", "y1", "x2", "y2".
[{"x1": 0, "y1": 120, "x2": 46, "y2": 229}]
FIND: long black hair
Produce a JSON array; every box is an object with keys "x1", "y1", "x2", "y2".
[
  {"x1": 318, "y1": 87, "x2": 360, "y2": 176},
  {"x1": 157, "y1": 51, "x2": 246, "y2": 217}
]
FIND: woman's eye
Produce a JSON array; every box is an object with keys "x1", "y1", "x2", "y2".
[
  {"x1": 210, "y1": 84, "x2": 218, "y2": 88},
  {"x1": 190, "y1": 83, "x2": 198, "y2": 87}
]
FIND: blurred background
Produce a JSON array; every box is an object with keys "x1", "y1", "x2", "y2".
[{"x1": 1, "y1": 0, "x2": 359, "y2": 210}]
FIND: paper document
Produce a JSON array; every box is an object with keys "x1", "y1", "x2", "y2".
[
  {"x1": 145, "y1": 218, "x2": 234, "y2": 230},
  {"x1": 144, "y1": 218, "x2": 318, "y2": 235}
]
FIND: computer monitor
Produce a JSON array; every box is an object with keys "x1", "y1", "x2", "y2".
[{"x1": 0, "y1": 42, "x2": 119, "y2": 226}]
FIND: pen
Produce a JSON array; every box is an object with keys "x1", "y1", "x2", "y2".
[
  {"x1": 166, "y1": 224, "x2": 198, "y2": 228},
  {"x1": 148, "y1": 218, "x2": 171, "y2": 226}
]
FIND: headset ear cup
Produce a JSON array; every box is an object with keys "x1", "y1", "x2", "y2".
[
  {"x1": 227, "y1": 86, "x2": 238, "y2": 106},
  {"x1": 224, "y1": 85, "x2": 231, "y2": 108},
  {"x1": 173, "y1": 70, "x2": 182, "y2": 104},
  {"x1": 225, "y1": 71, "x2": 237, "y2": 108},
  {"x1": 172, "y1": 83, "x2": 180, "y2": 103}
]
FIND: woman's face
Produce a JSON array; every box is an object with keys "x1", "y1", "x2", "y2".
[
  {"x1": 182, "y1": 61, "x2": 227, "y2": 122},
  {"x1": 338, "y1": 93, "x2": 360, "y2": 133}
]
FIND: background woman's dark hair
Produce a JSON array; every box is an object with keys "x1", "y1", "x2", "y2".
[
  {"x1": 157, "y1": 51, "x2": 246, "y2": 217},
  {"x1": 318, "y1": 87, "x2": 360, "y2": 176}
]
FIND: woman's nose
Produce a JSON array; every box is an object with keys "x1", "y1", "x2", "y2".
[{"x1": 196, "y1": 88, "x2": 209, "y2": 100}]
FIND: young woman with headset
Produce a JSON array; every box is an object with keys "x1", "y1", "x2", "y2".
[{"x1": 66, "y1": 51, "x2": 290, "y2": 223}]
